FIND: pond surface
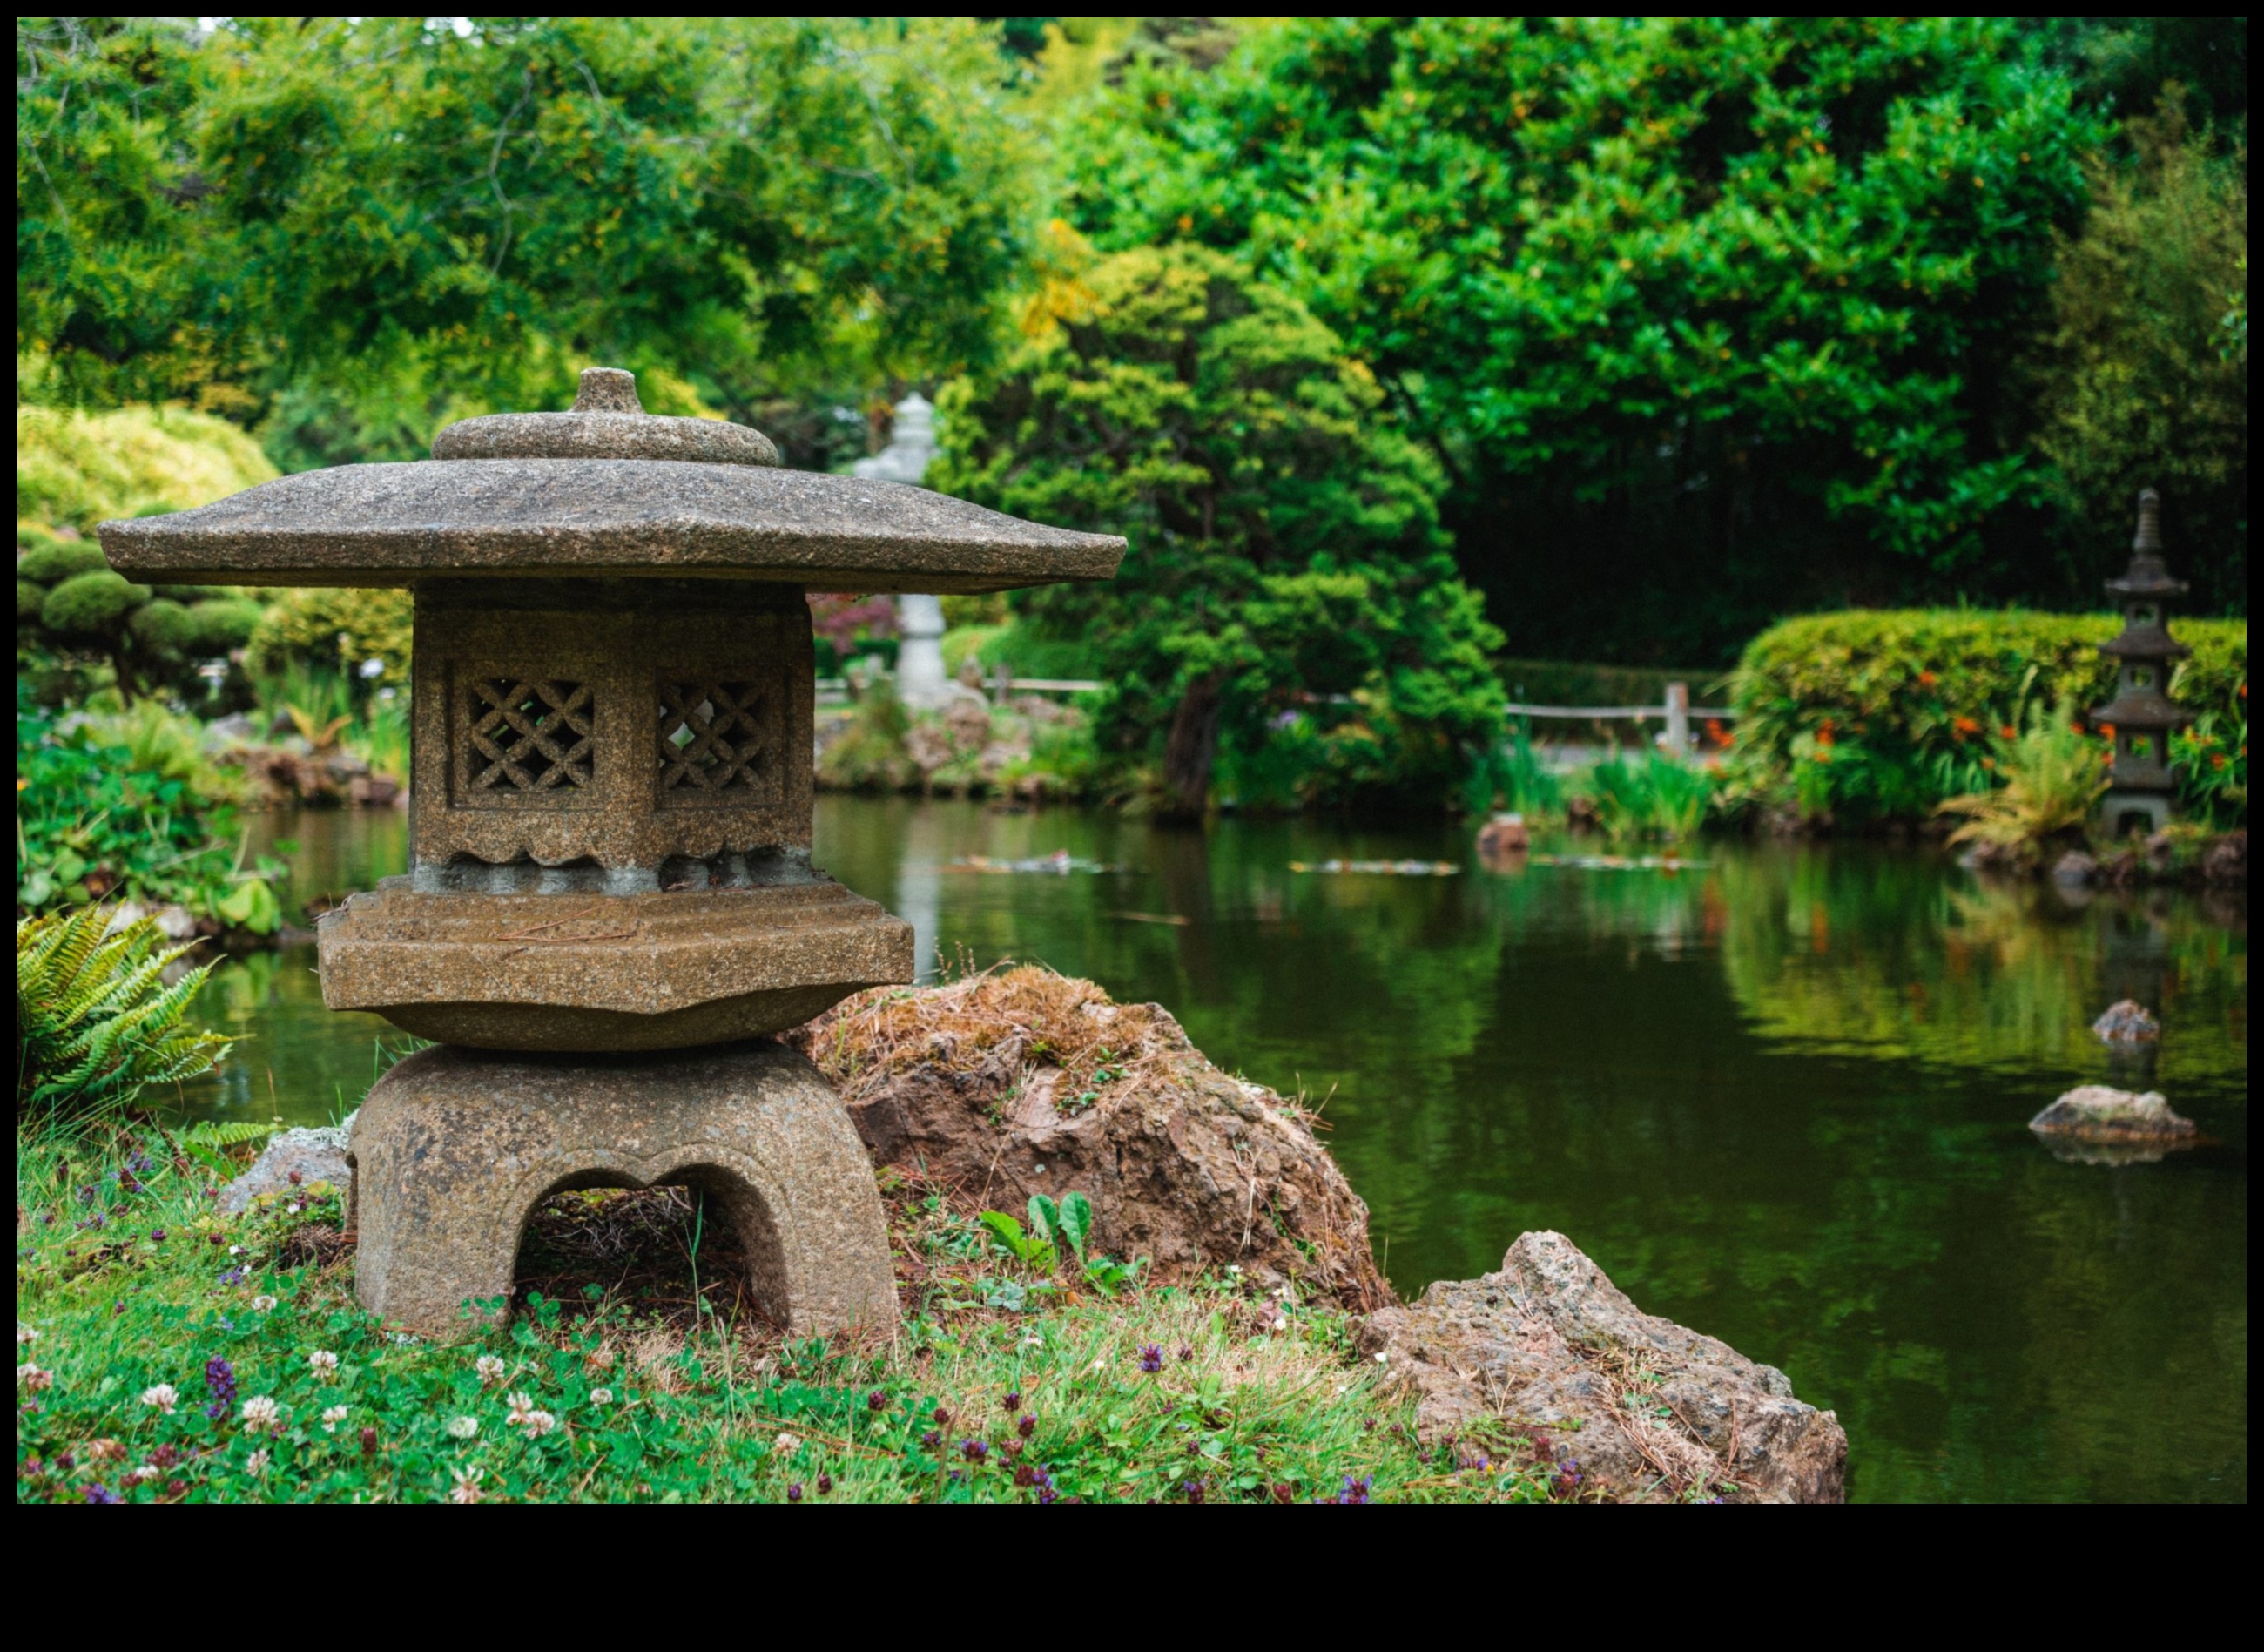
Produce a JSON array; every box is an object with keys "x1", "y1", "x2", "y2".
[{"x1": 179, "y1": 798, "x2": 2247, "y2": 1503}]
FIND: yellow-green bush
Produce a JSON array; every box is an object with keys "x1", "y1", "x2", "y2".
[
  {"x1": 246, "y1": 587, "x2": 414, "y2": 688},
  {"x1": 16, "y1": 403, "x2": 277, "y2": 529}
]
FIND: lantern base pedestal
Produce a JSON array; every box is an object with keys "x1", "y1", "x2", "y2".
[
  {"x1": 346, "y1": 1040, "x2": 897, "y2": 1343},
  {"x1": 2099, "y1": 790, "x2": 2173, "y2": 837}
]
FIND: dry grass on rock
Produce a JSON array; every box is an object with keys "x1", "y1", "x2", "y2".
[{"x1": 792, "y1": 966, "x2": 1390, "y2": 1311}]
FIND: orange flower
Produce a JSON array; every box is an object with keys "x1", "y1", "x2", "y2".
[
  {"x1": 2211, "y1": 752, "x2": 2228, "y2": 770},
  {"x1": 1952, "y1": 716, "x2": 1980, "y2": 737},
  {"x1": 1999, "y1": 724, "x2": 2017, "y2": 739},
  {"x1": 1980, "y1": 756, "x2": 1995, "y2": 769},
  {"x1": 1917, "y1": 670, "x2": 1938, "y2": 687}
]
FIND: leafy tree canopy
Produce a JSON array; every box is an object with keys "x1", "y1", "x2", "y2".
[
  {"x1": 17, "y1": 17, "x2": 1037, "y2": 458},
  {"x1": 1054, "y1": 17, "x2": 2118, "y2": 662},
  {"x1": 933, "y1": 242, "x2": 1503, "y2": 812}
]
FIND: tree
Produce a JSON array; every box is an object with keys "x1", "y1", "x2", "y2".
[
  {"x1": 1054, "y1": 18, "x2": 2112, "y2": 662},
  {"x1": 2030, "y1": 98, "x2": 2246, "y2": 610},
  {"x1": 17, "y1": 17, "x2": 1037, "y2": 456},
  {"x1": 932, "y1": 243, "x2": 1504, "y2": 813}
]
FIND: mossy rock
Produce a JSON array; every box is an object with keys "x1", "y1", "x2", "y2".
[{"x1": 18, "y1": 578, "x2": 49, "y2": 623}]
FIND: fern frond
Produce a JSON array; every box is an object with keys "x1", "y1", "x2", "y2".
[
  {"x1": 179, "y1": 1120, "x2": 284, "y2": 1147},
  {"x1": 17, "y1": 907, "x2": 234, "y2": 1117}
]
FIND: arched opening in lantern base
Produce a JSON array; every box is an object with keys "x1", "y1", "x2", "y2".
[{"x1": 510, "y1": 1171, "x2": 785, "y2": 1335}]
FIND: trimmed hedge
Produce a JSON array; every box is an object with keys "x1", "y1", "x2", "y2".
[{"x1": 1729, "y1": 609, "x2": 2246, "y2": 817}]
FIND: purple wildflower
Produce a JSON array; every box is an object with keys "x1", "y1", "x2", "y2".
[
  {"x1": 1138, "y1": 1344, "x2": 1163, "y2": 1373},
  {"x1": 866, "y1": 1390, "x2": 888, "y2": 1412},
  {"x1": 919, "y1": 1429, "x2": 940, "y2": 1451},
  {"x1": 219, "y1": 1265, "x2": 246, "y2": 1286},
  {"x1": 1001, "y1": 1391, "x2": 1021, "y2": 1411},
  {"x1": 1318, "y1": 1474, "x2": 1373, "y2": 1506},
  {"x1": 150, "y1": 1229, "x2": 166, "y2": 1243},
  {"x1": 85, "y1": 1482, "x2": 119, "y2": 1505},
  {"x1": 786, "y1": 1483, "x2": 803, "y2": 1503},
  {"x1": 203, "y1": 1355, "x2": 236, "y2": 1422},
  {"x1": 960, "y1": 1439, "x2": 988, "y2": 1464},
  {"x1": 1017, "y1": 1414, "x2": 1035, "y2": 1439},
  {"x1": 1177, "y1": 1345, "x2": 1194, "y2": 1362}
]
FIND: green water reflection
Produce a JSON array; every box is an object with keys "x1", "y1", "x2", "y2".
[{"x1": 179, "y1": 799, "x2": 2246, "y2": 1503}]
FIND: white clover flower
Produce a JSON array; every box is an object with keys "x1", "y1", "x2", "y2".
[
  {"x1": 308, "y1": 1350, "x2": 339, "y2": 1378},
  {"x1": 521, "y1": 1408, "x2": 556, "y2": 1438},
  {"x1": 447, "y1": 1415, "x2": 479, "y2": 1440},
  {"x1": 1373, "y1": 1351, "x2": 1389, "y2": 1365},
  {"x1": 772, "y1": 1430, "x2": 803, "y2": 1456},
  {"x1": 239, "y1": 1394, "x2": 282, "y2": 1432},
  {"x1": 139, "y1": 1382, "x2": 180, "y2": 1414},
  {"x1": 227, "y1": 1244, "x2": 242, "y2": 1256},
  {"x1": 448, "y1": 1464, "x2": 485, "y2": 1505},
  {"x1": 321, "y1": 1405, "x2": 350, "y2": 1432},
  {"x1": 16, "y1": 1325, "x2": 37, "y2": 1345},
  {"x1": 251, "y1": 1294, "x2": 278, "y2": 1312},
  {"x1": 589, "y1": 1386, "x2": 614, "y2": 1406},
  {"x1": 19, "y1": 1364, "x2": 52, "y2": 1392},
  {"x1": 504, "y1": 1391, "x2": 537, "y2": 1427},
  {"x1": 129, "y1": 1464, "x2": 160, "y2": 1483},
  {"x1": 475, "y1": 1353, "x2": 506, "y2": 1385},
  {"x1": 246, "y1": 1448, "x2": 271, "y2": 1475},
  {"x1": 286, "y1": 1202, "x2": 303, "y2": 1215}
]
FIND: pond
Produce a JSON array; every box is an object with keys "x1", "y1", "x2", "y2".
[{"x1": 177, "y1": 798, "x2": 2247, "y2": 1504}]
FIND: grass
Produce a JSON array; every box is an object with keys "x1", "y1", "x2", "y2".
[{"x1": 15, "y1": 1123, "x2": 1559, "y2": 1505}]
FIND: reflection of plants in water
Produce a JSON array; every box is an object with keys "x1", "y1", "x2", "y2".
[{"x1": 1716, "y1": 851, "x2": 2246, "y2": 1082}]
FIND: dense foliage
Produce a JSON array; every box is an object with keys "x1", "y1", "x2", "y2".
[
  {"x1": 244, "y1": 589, "x2": 414, "y2": 695},
  {"x1": 2029, "y1": 103, "x2": 2247, "y2": 613},
  {"x1": 16, "y1": 684, "x2": 279, "y2": 931},
  {"x1": 19, "y1": 529, "x2": 260, "y2": 705},
  {"x1": 16, "y1": 906, "x2": 232, "y2": 1119},
  {"x1": 1728, "y1": 608, "x2": 2247, "y2": 823},
  {"x1": 17, "y1": 17, "x2": 1036, "y2": 459},
  {"x1": 1047, "y1": 17, "x2": 2242, "y2": 663},
  {"x1": 933, "y1": 243, "x2": 1503, "y2": 812}
]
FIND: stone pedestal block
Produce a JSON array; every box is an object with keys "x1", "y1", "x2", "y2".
[{"x1": 347, "y1": 1040, "x2": 896, "y2": 1342}]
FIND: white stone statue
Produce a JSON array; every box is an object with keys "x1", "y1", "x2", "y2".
[{"x1": 852, "y1": 394, "x2": 966, "y2": 709}]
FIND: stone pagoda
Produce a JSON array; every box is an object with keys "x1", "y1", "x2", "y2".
[
  {"x1": 2091, "y1": 488, "x2": 2192, "y2": 837},
  {"x1": 102, "y1": 368, "x2": 1122, "y2": 1338}
]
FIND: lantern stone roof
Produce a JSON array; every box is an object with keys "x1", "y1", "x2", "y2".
[{"x1": 98, "y1": 368, "x2": 1124, "y2": 594}]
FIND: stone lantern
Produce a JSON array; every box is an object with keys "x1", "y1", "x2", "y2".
[
  {"x1": 101, "y1": 368, "x2": 1122, "y2": 1338},
  {"x1": 2090, "y1": 489, "x2": 2192, "y2": 836}
]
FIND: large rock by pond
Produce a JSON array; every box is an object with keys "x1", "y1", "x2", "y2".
[
  {"x1": 1361, "y1": 1231, "x2": 1849, "y2": 1504},
  {"x1": 798, "y1": 968, "x2": 1848, "y2": 1502},
  {"x1": 2029, "y1": 1085, "x2": 2196, "y2": 1144},
  {"x1": 792, "y1": 967, "x2": 1392, "y2": 1309}
]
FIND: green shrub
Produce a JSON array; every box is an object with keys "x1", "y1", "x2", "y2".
[
  {"x1": 246, "y1": 586, "x2": 414, "y2": 691},
  {"x1": 17, "y1": 905, "x2": 232, "y2": 1120},
  {"x1": 1728, "y1": 608, "x2": 2247, "y2": 821},
  {"x1": 17, "y1": 539, "x2": 110, "y2": 584},
  {"x1": 42, "y1": 569, "x2": 149, "y2": 635},
  {"x1": 15, "y1": 403, "x2": 277, "y2": 529}
]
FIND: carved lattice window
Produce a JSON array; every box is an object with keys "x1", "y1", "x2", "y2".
[
  {"x1": 657, "y1": 680, "x2": 770, "y2": 794},
  {"x1": 464, "y1": 678, "x2": 594, "y2": 792}
]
